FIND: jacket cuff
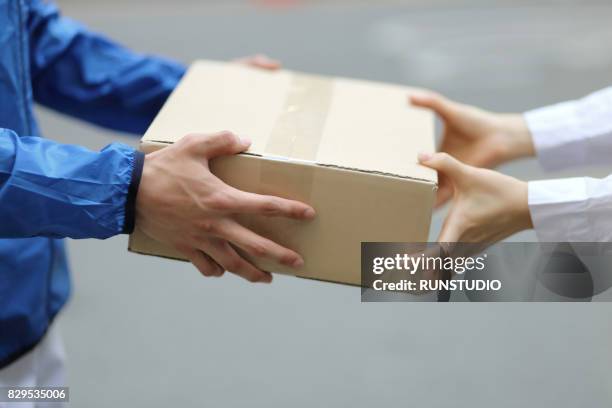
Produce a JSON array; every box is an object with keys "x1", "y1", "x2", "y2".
[{"x1": 122, "y1": 150, "x2": 145, "y2": 234}]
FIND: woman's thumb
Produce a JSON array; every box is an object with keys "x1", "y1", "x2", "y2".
[{"x1": 418, "y1": 152, "x2": 466, "y2": 179}]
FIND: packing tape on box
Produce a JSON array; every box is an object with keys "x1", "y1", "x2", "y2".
[
  {"x1": 259, "y1": 73, "x2": 334, "y2": 201},
  {"x1": 264, "y1": 73, "x2": 333, "y2": 160}
]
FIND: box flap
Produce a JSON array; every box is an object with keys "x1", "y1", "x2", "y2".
[{"x1": 142, "y1": 60, "x2": 437, "y2": 183}]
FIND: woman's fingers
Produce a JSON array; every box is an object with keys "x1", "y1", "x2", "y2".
[
  {"x1": 435, "y1": 175, "x2": 454, "y2": 208},
  {"x1": 410, "y1": 91, "x2": 465, "y2": 207},
  {"x1": 418, "y1": 152, "x2": 471, "y2": 189},
  {"x1": 418, "y1": 151, "x2": 462, "y2": 173},
  {"x1": 409, "y1": 91, "x2": 458, "y2": 121},
  {"x1": 419, "y1": 152, "x2": 469, "y2": 242}
]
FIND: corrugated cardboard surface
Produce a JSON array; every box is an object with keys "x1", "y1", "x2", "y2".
[{"x1": 130, "y1": 60, "x2": 437, "y2": 286}]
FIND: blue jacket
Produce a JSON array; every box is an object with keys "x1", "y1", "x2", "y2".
[{"x1": 0, "y1": 0, "x2": 185, "y2": 367}]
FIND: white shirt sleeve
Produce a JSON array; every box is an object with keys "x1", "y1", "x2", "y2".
[
  {"x1": 526, "y1": 87, "x2": 612, "y2": 242},
  {"x1": 524, "y1": 86, "x2": 612, "y2": 171},
  {"x1": 528, "y1": 176, "x2": 612, "y2": 242}
]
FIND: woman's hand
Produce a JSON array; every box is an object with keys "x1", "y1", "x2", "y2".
[
  {"x1": 410, "y1": 91, "x2": 535, "y2": 207},
  {"x1": 418, "y1": 152, "x2": 533, "y2": 243}
]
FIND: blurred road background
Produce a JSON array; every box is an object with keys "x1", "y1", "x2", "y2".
[{"x1": 45, "y1": 0, "x2": 612, "y2": 406}]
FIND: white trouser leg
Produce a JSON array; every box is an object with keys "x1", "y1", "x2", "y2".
[{"x1": 0, "y1": 323, "x2": 67, "y2": 408}]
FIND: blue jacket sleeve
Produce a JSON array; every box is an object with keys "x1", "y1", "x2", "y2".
[
  {"x1": 27, "y1": 0, "x2": 186, "y2": 135},
  {"x1": 0, "y1": 128, "x2": 144, "y2": 239}
]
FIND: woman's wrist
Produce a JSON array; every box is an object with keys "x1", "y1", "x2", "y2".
[
  {"x1": 511, "y1": 179, "x2": 534, "y2": 233},
  {"x1": 498, "y1": 114, "x2": 536, "y2": 163}
]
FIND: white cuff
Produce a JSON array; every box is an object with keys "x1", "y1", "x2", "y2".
[
  {"x1": 528, "y1": 177, "x2": 612, "y2": 242},
  {"x1": 524, "y1": 103, "x2": 587, "y2": 171},
  {"x1": 525, "y1": 87, "x2": 612, "y2": 172}
]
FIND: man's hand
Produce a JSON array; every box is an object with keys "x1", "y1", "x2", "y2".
[
  {"x1": 234, "y1": 54, "x2": 281, "y2": 70},
  {"x1": 135, "y1": 131, "x2": 315, "y2": 283},
  {"x1": 410, "y1": 91, "x2": 535, "y2": 207},
  {"x1": 418, "y1": 152, "x2": 532, "y2": 243}
]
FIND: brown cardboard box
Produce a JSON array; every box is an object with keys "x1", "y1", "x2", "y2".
[{"x1": 129, "y1": 60, "x2": 437, "y2": 286}]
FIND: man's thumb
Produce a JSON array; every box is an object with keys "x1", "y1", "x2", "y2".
[{"x1": 183, "y1": 131, "x2": 251, "y2": 159}]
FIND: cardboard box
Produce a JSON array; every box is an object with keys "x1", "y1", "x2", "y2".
[{"x1": 129, "y1": 60, "x2": 437, "y2": 286}]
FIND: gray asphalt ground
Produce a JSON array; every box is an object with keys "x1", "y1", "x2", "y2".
[{"x1": 42, "y1": 1, "x2": 612, "y2": 406}]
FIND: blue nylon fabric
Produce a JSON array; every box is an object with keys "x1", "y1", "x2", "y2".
[{"x1": 0, "y1": 0, "x2": 185, "y2": 365}]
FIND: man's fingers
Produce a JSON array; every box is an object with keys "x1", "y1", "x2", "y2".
[
  {"x1": 234, "y1": 54, "x2": 281, "y2": 71},
  {"x1": 409, "y1": 91, "x2": 457, "y2": 120},
  {"x1": 202, "y1": 238, "x2": 273, "y2": 283},
  {"x1": 182, "y1": 247, "x2": 225, "y2": 277},
  {"x1": 182, "y1": 131, "x2": 251, "y2": 159},
  {"x1": 228, "y1": 188, "x2": 316, "y2": 220},
  {"x1": 214, "y1": 219, "x2": 304, "y2": 268}
]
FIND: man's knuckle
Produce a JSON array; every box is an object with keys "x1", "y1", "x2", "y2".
[
  {"x1": 218, "y1": 240, "x2": 233, "y2": 251},
  {"x1": 187, "y1": 232, "x2": 203, "y2": 245},
  {"x1": 197, "y1": 219, "x2": 217, "y2": 233},
  {"x1": 206, "y1": 192, "x2": 233, "y2": 211},
  {"x1": 216, "y1": 196, "x2": 234, "y2": 211},
  {"x1": 216, "y1": 131, "x2": 236, "y2": 145},
  {"x1": 260, "y1": 200, "x2": 281, "y2": 215},
  {"x1": 248, "y1": 242, "x2": 268, "y2": 257},
  {"x1": 173, "y1": 243, "x2": 191, "y2": 254},
  {"x1": 291, "y1": 205, "x2": 305, "y2": 217},
  {"x1": 280, "y1": 252, "x2": 298, "y2": 265},
  {"x1": 182, "y1": 133, "x2": 200, "y2": 146},
  {"x1": 227, "y1": 258, "x2": 242, "y2": 272}
]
